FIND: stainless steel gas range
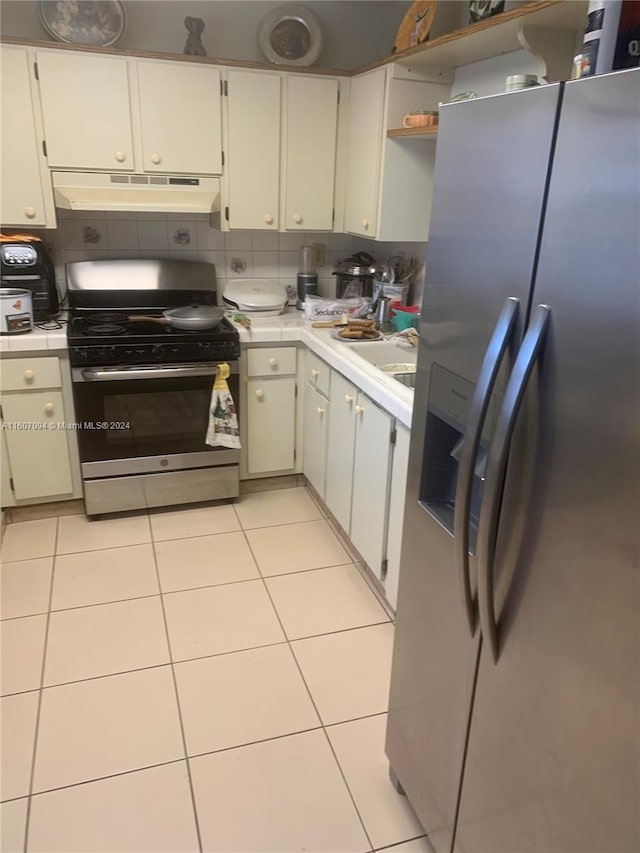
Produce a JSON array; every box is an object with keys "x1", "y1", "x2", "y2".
[{"x1": 66, "y1": 258, "x2": 240, "y2": 516}]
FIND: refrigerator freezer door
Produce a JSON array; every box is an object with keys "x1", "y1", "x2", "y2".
[
  {"x1": 455, "y1": 68, "x2": 640, "y2": 853},
  {"x1": 385, "y1": 84, "x2": 562, "y2": 853}
]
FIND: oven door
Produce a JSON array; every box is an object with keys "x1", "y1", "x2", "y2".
[{"x1": 71, "y1": 361, "x2": 240, "y2": 478}]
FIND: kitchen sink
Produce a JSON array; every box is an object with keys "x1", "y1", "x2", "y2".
[{"x1": 341, "y1": 339, "x2": 417, "y2": 388}]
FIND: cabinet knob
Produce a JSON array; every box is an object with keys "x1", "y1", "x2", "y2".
[
  {"x1": 268, "y1": 358, "x2": 277, "y2": 367},
  {"x1": 293, "y1": 213, "x2": 303, "y2": 224},
  {"x1": 115, "y1": 151, "x2": 126, "y2": 163},
  {"x1": 25, "y1": 207, "x2": 36, "y2": 219},
  {"x1": 151, "y1": 153, "x2": 162, "y2": 164},
  {"x1": 44, "y1": 403, "x2": 54, "y2": 414},
  {"x1": 24, "y1": 369, "x2": 34, "y2": 381},
  {"x1": 255, "y1": 389, "x2": 264, "y2": 399},
  {"x1": 316, "y1": 407, "x2": 325, "y2": 416},
  {"x1": 344, "y1": 395, "x2": 354, "y2": 404},
  {"x1": 264, "y1": 214, "x2": 274, "y2": 225},
  {"x1": 311, "y1": 369, "x2": 319, "y2": 378},
  {"x1": 355, "y1": 405, "x2": 364, "y2": 416},
  {"x1": 362, "y1": 219, "x2": 369, "y2": 230}
]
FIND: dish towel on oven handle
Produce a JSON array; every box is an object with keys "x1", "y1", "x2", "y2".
[{"x1": 205, "y1": 363, "x2": 241, "y2": 449}]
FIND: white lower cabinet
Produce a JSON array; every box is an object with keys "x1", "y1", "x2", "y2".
[
  {"x1": 326, "y1": 370, "x2": 395, "y2": 582},
  {"x1": 303, "y1": 382, "x2": 329, "y2": 499},
  {"x1": 384, "y1": 424, "x2": 410, "y2": 610},
  {"x1": 242, "y1": 346, "x2": 298, "y2": 477},
  {"x1": 350, "y1": 391, "x2": 394, "y2": 582},
  {"x1": 1, "y1": 391, "x2": 73, "y2": 501},
  {"x1": 247, "y1": 377, "x2": 296, "y2": 474},
  {"x1": 0, "y1": 355, "x2": 80, "y2": 506},
  {"x1": 325, "y1": 372, "x2": 357, "y2": 533}
]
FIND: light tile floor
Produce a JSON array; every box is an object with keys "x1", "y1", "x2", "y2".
[{"x1": 0, "y1": 486, "x2": 429, "y2": 853}]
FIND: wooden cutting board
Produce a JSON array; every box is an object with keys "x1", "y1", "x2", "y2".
[{"x1": 393, "y1": 1, "x2": 437, "y2": 53}]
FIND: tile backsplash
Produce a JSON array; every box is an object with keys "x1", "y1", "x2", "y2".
[{"x1": 8, "y1": 210, "x2": 427, "y2": 307}]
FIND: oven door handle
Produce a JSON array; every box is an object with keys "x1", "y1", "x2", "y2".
[{"x1": 76, "y1": 362, "x2": 238, "y2": 382}]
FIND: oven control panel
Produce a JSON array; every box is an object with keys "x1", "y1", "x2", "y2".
[{"x1": 69, "y1": 339, "x2": 240, "y2": 367}]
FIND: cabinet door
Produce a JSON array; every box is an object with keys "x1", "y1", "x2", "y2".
[
  {"x1": 246, "y1": 377, "x2": 296, "y2": 475},
  {"x1": 325, "y1": 372, "x2": 357, "y2": 532},
  {"x1": 1, "y1": 430, "x2": 15, "y2": 507},
  {"x1": 37, "y1": 51, "x2": 133, "y2": 171},
  {"x1": 344, "y1": 68, "x2": 385, "y2": 238},
  {"x1": 2, "y1": 391, "x2": 73, "y2": 500},
  {"x1": 137, "y1": 61, "x2": 222, "y2": 175},
  {"x1": 227, "y1": 70, "x2": 280, "y2": 230},
  {"x1": 384, "y1": 424, "x2": 410, "y2": 610},
  {"x1": 0, "y1": 48, "x2": 49, "y2": 227},
  {"x1": 350, "y1": 392, "x2": 393, "y2": 578},
  {"x1": 284, "y1": 76, "x2": 338, "y2": 231},
  {"x1": 303, "y1": 383, "x2": 329, "y2": 499}
]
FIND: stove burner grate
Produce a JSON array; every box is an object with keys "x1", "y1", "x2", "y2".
[
  {"x1": 85, "y1": 312, "x2": 130, "y2": 326},
  {"x1": 82, "y1": 323, "x2": 129, "y2": 336}
]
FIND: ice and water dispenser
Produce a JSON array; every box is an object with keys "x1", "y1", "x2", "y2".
[{"x1": 419, "y1": 363, "x2": 495, "y2": 552}]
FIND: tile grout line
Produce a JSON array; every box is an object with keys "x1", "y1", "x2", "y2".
[
  {"x1": 148, "y1": 532, "x2": 204, "y2": 853},
  {"x1": 23, "y1": 516, "x2": 60, "y2": 853},
  {"x1": 1, "y1": 617, "x2": 390, "y2": 700},
  {"x1": 239, "y1": 521, "x2": 376, "y2": 853},
  {"x1": 3, "y1": 712, "x2": 403, "y2": 806}
]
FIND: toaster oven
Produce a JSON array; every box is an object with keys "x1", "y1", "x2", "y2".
[{"x1": 0, "y1": 238, "x2": 60, "y2": 318}]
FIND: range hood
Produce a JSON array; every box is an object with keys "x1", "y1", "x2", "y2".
[{"x1": 51, "y1": 171, "x2": 221, "y2": 214}]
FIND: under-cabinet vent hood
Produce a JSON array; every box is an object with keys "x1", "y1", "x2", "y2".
[{"x1": 51, "y1": 172, "x2": 221, "y2": 214}]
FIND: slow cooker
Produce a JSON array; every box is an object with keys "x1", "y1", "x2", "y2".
[{"x1": 0, "y1": 288, "x2": 33, "y2": 334}]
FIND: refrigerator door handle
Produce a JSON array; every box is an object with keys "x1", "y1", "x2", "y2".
[
  {"x1": 477, "y1": 304, "x2": 552, "y2": 662},
  {"x1": 454, "y1": 296, "x2": 520, "y2": 636}
]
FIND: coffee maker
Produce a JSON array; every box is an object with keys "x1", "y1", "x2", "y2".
[
  {"x1": 0, "y1": 237, "x2": 60, "y2": 318},
  {"x1": 296, "y1": 246, "x2": 318, "y2": 309}
]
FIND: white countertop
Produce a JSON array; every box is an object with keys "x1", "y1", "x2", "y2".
[
  {"x1": 0, "y1": 324, "x2": 68, "y2": 353},
  {"x1": 229, "y1": 309, "x2": 415, "y2": 429},
  {"x1": 0, "y1": 310, "x2": 415, "y2": 429}
]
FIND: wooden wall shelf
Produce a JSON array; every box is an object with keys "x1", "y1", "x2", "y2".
[
  {"x1": 387, "y1": 126, "x2": 438, "y2": 139},
  {"x1": 359, "y1": 0, "x2": 587, "y2": 75}
]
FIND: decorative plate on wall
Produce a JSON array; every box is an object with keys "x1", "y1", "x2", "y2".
[
  {"x1": 393, "y1": 1, "x2": 437, "y2": 53},
  {"x1": 38, "y1": 1, "x2": 125, "y2": 47},
  {"x1": 258, "y1": 4, "x2": 323, "y2": 67}
]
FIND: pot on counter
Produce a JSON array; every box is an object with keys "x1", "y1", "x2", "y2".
[
  {"x1": 0, "y1": 288, "x2": 33, "y2": 334},
  {"x1": 333, "y1": 252, "x2": 376, "y2": 298}
]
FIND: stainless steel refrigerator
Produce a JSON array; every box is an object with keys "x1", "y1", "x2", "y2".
[{"x1": 385, "y1": 67, "x2": 639, "y2": 853}]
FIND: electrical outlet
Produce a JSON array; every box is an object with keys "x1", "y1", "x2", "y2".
[{"x1": 311, "y1": 243, "x2": 326, "y2": 267}]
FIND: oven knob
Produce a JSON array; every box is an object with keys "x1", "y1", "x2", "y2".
[
  {"x1": 160, "y1": 458, "x2": 169, "y2": 467},
  {"x1": 152, "y1": 345, "x2": 164, "y2": 359}
]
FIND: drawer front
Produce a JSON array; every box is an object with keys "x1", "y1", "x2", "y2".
[
  {"x1": 247, "y1": 347, "x2": 297, "y2": 377},
  {"x1": 305, "y1": 351, "x2": 330, "y2": 397},
  {"x1": 1, "y1": 357, "x2": 61, "y2": 391}
]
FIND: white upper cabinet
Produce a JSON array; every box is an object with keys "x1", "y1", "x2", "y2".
[
  {"x1": 283, "y1": 75, "x2": 338, "y2": 231},
  {"x1": 137, "y1": 61, "x2": 222, "y2": 175},
  {"x1": 0, "y1": 46, "x2": 55, "y2": 227},
  {"x1": 343, "y1": 64, "x2": 450, "y2": 241},
  {"x1": 36, "y1": 51, "x2": 134, "y2": 171},
  {"x1": 226, "y1": 70, "x2": 281, "y2": 230},
  {"x1": 343, "y1": 68, "x2": 386, "y2": 238}
]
